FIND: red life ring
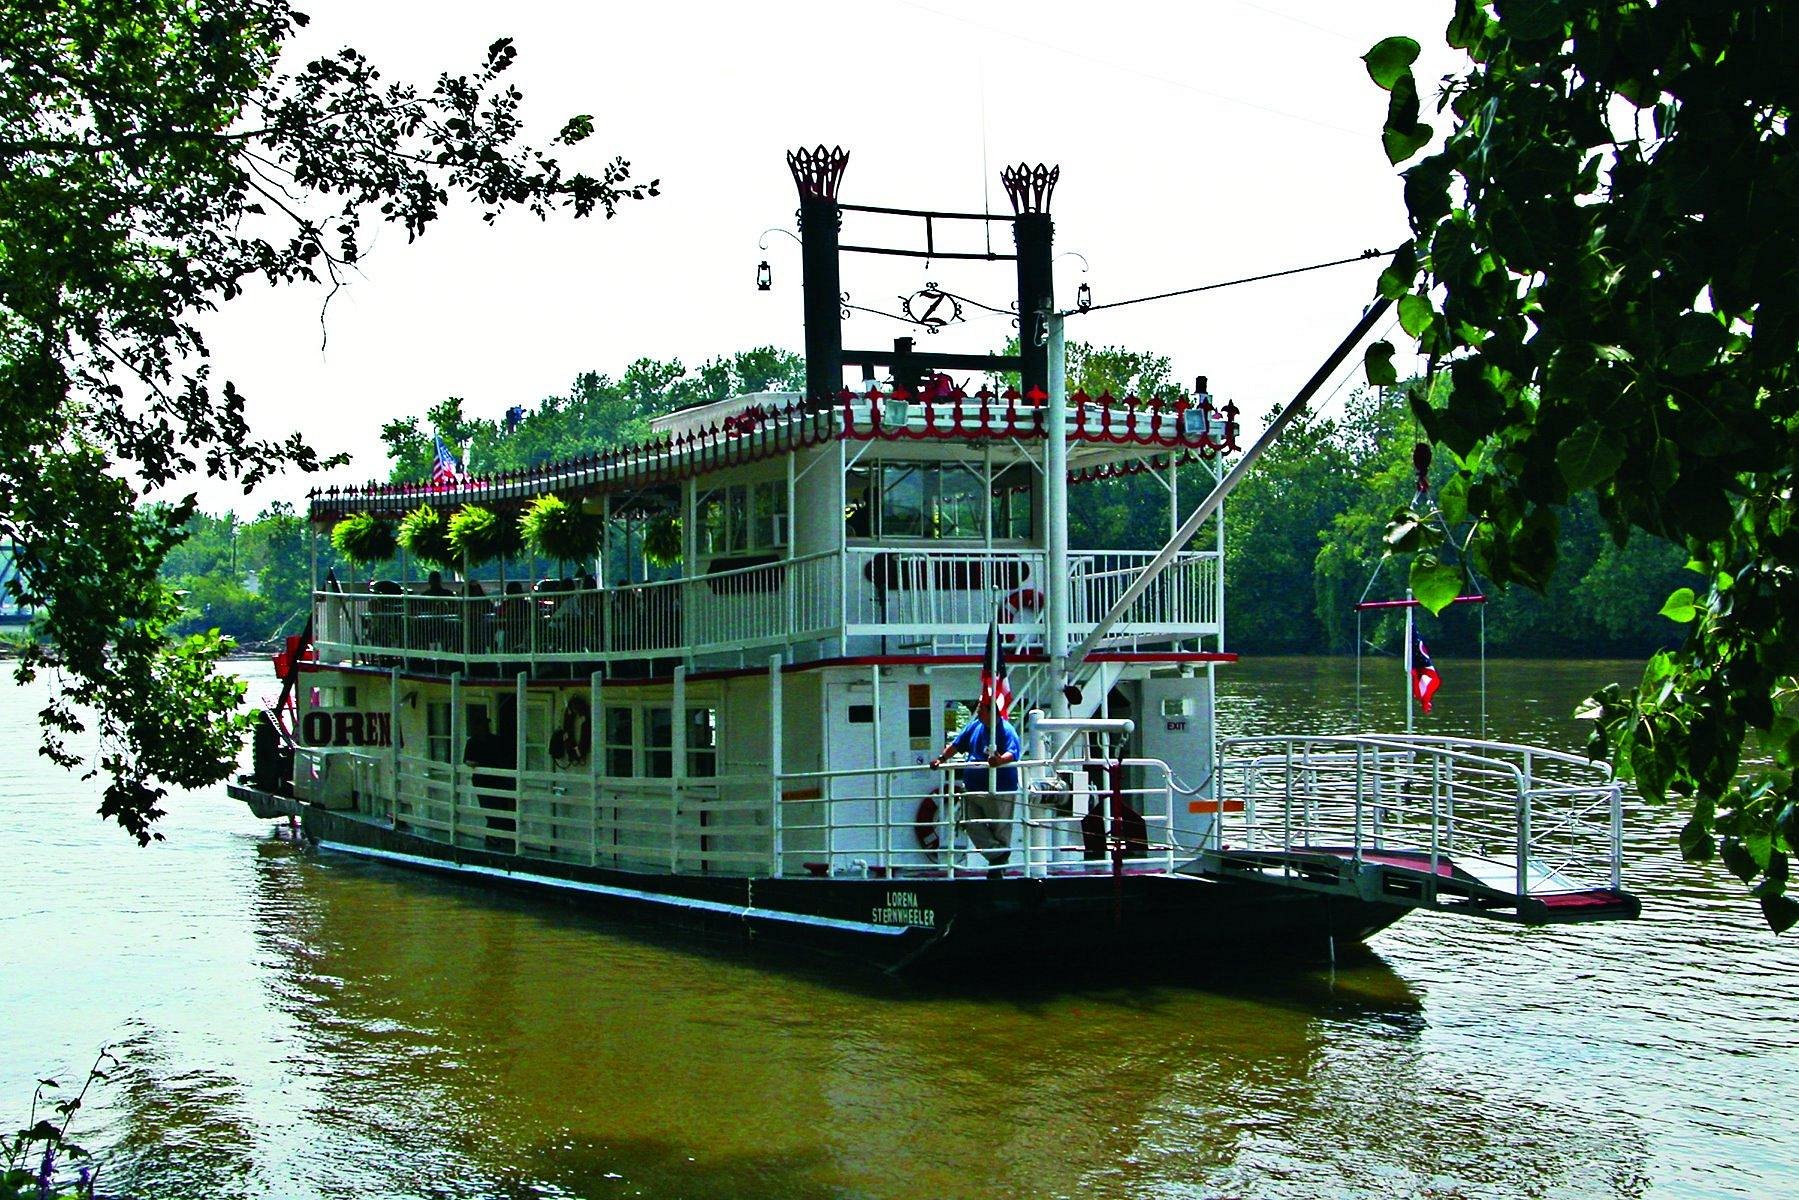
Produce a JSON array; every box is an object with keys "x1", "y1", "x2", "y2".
[
  {"x1": 1001, "y1": 587, "x2": 1045, "y2": 646},
  {"x1": 915, "y1": 789, "x2": 947, "y2": 851}
]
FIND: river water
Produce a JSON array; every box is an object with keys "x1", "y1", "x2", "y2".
[{"x1": 1, "y1": 659, "x2": 1793, "y2": 1199}]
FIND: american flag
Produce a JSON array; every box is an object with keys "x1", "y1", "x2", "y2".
[
  {"x1": 981, "y1": 608, "x2": 1012, "y2": 718},
  {"x1": 431, "y1": 435, "x2": 468, "y2": 488},
  {"x1": 1411, "y1": 635, "x2": 1442, "y2": 715}
]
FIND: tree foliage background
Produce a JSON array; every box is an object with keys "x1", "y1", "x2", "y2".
[
  {"x1": 0, "y1": 0, "x2": 653, "y2": 840},
  {"x1": 1364, "y1": 1, "x2": 1797, "y2": 926}
]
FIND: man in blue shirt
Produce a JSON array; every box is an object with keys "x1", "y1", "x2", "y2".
[{"x1": 930, "y1": 698, "x2": 1022, "y2": 866}]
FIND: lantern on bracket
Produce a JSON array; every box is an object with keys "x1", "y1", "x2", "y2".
[
  {"x1": 1076, "y1": 280, "x2": 1092, "y2": 311},
  {"x1": 756, "y1": 260, "x2": 772, "y2": 291}
]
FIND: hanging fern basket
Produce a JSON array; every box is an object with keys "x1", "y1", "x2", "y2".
[
  {"x1": 520, "y1": 494, "x2": 601, "y2": 568},
  {"x1": 447, "y1": 503, "x2": 519, "y2": 567},
  {"x1": 397, "y1": 504, "x2": 454, "y2": 571},
  {"x1": 330, "y1": 513, "x2": 397, "y2": 567}
]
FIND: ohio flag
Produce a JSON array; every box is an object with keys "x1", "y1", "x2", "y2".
[
  {"x1": 981, "y1": 610, "x2": 1012, "y2": 718},
  {"x1": 1411, "y1": 635, "x2": 1442, "y2": 715}
]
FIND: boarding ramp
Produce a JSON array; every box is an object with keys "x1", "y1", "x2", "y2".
[{"x1": 1194, "y1": 735, "x2": 1638, "y2": 924}]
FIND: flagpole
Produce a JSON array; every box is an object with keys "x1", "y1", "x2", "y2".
[
  {"x1": 1045, "y1": 311, "x2": 1069, "y2": 719},
  {"x1": 1404, "y1": 588, "x2": 1414, "y2": 734}
]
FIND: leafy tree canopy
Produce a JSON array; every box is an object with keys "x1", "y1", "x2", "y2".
[
  {"x1": 379, "y1": 348, "x2": 803, "y2": 485},
  {"x1": 1365, "y1": 1, "x2": 1797, "y2": 927},
  {"x1": 1, "y1": 0, "x2": 654, "y2": 840}
]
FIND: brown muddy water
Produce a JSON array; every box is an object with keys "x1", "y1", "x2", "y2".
[{"x1": 1, "y1": 659, "x2": 1793, "y2": 1198}]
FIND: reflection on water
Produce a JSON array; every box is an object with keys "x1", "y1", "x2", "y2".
[{"x1": 1, "y1": 660, "x2": 1794, "y2": 1198}]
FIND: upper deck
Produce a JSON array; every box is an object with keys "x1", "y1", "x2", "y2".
[{"x1": 308, "y1": 385, "x2": 1231, "y2": 673}]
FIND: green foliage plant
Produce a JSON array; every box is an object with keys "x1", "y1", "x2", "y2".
[
  {"x1": 3, "y1": 1047, "x2": 115, "y2": 1199},
  {"x1": 2, "y1": 0, "x2": 655, "y2": 840},
  {"x1": 1365, "y1": 3, "x2": 1799, "y2": 927},
  {"x1": 397, "y1": 506, "x2": 453, "y2": 571},
  {"x1": 446, "y1": 504, "x2": 518, "y2": 567},
  {"x1": 329, "y1": 513, "x2": 396, "y2": 567},
  {"x1": 642, "y1": 514, "x2": 683, "y2": 569},
  {"x1": 519, "y1": 494, "x2": 600, "y2": 569}
]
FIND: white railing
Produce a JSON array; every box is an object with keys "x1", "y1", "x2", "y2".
[
  {"x1": 388, "y1": 752, "x2": 769, "y2": 874},
  {"x1": 843, "y1": 547, "x2": 1049, "y2": 649},
  {"x1": 773, "y1": 757, "x2": 1180, "y2": 878},
  {"x1": 341, "y1": 750, "x2": 1184, "y2": 881},
  {"x1": 316, "y1": 546, "x2": 1221, "y2": 668},
  {"x1": 1216, "y1": 734, "x2": 1624, "y2": 900},
  {"x1": 1070, "y1": 550, "x2": 1219, "y2": 643}
]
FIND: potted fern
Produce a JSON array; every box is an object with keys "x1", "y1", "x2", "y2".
[
  {"x1": 447, "y1": 503, "x2": 518, "y2": 570},
  {"x1": 397, "y1": 504, "x2": 454, "y2": 573},
  {"x1": 330, "y1": 512, "x2": 397, "y2": 577},
  {"x1": 519, "y1": 494, "x2": 601, "y2": 575}
]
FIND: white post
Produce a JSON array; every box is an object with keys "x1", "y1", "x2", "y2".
[
  {"x1": 870, "y1": 662, "x2": 886, "y2": 869},
  {"x1": 1046, "y1": 311, "x2": 1070, "y2": 719},
  {"x1": 671, "y1": 665, "x2": 686, "y2": 873},
  {"x1": 1404, "y1": 590, "x2": 1415, "y2": 735},
  {"x1": 515, "y1": 671, "x2": 528, "y2": 847},
  {"x1": 769, "y1": 653, "x2": 783, "y2": 878},
  {"x1": 590, "y1": 670, "x2": 603, "y2": 867},
  {"x1": 449, "y1": 671, "x2": 464, "y2": 845},
  {"x1": 387, "y1": 666, "x2": 400, "y2": 828}
]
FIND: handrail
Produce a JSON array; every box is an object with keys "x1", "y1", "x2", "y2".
[{"x1": 1216, "y1": 733, "x2": 1624, "y2": 901}]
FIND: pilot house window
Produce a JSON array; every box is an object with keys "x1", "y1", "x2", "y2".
[{"x1": 845, "y1": 461, "x2": 1032, "y2": 541}]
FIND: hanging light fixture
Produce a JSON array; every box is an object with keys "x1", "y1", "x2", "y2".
[
  {"x1": 755, "y1": 260, "x2": 772, "y2": 291},
  {"x1": 1076, "y1": 280, "x2": 1092, "y2": 311}
]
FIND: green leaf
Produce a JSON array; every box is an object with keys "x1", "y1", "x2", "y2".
[
  {"x1": 1760, "y1": 893, "x2": 1799, "y2": 933},
  {"x1": 1719, "y1": 836, "x2": 1757, "y2": 882},
  {"x1": 1496, "y1": 0, "x2": 1569, "y2": 41},
  {"x1": 1436, "y1": 472, "x2": 1468, "y2": 526},
  {"x1": 1658, "y1": 587, "x2": 1697, "y2": 623},
  {"x1": 1384, "y1": 122, "x2": 1433, "y2": 164},
  {"x1": 1377, "y1": 243, "x2": 1418, "y2": 299},
  {"x1": 1382, "y1": 74, "x2": 1432, "y2": 164},
  {"x1": 1556, "y1": 422, "x2": 1625, "y2": 491},
  {"x1": 1410, "y1": 557, "x2": 1465, "y2": 614},
  {"x1": 1446, "y1": 0, "x2": 1489, "y2": 48},
  {"x1": 1398, "y1": 293, "x2": 1435, "y2": 338},
  {"x1": 1384, "y1": 508, "x2": 1444, "y2": 554},
  {"x1": 1362, "y1": 36, "x2": 1421, "y2": 90},
  {"x1": 1365, "y1": 340, "x2": 1398, "y2": 386},
  {"x1": 1678, "y1": 815, "x2": 1713, "y2": 861}
]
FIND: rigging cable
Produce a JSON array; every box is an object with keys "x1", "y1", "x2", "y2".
[{"x1": 1071, "y1": 246, "x2": 1395, "y2": 315}]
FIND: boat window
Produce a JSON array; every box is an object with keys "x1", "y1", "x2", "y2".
[
  {"x1": 603, "y1": 705, "x2": 634, "y2": 776},
  {"x1": 699, "y1": 481, "x2": 788, "y2": 556},
  {"x1": 646, "y1": 707, "x2": 673, "y2": 778},
  {"x1": 687, "y1": 707, "x2": 718, "y2": 778},
  {"x1": 907, "y1": 684, "x2": 933, "y2": 746},
  {"x1": 845, "y1": 466, "x2": 875, "y2": 537},
  {"x1": 935, "y1": 464, "x2": 983, "y2": 539},
  {"x1": 881, "y1": 464, "x2": 927, "y2": 537},
  {"x1": 992, "y1": 464, "x2": 1034, "y2": 539},
  {"x1": 845, "y1": 460, "x2": 1032, "y2": 542},
  {"x1": 752, "y1": 480, "x2": 788, "y2": 547},
  {"x1": 523, "y1": 698, "x2": 553, "y2": 773},
  {"x1": 426, "y1": 701, "x2": 453, "y2": 763}
]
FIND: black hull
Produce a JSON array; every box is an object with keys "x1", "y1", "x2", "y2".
[{"x1": 232, "y1": 785, "x2": 1409, "y2": 975}]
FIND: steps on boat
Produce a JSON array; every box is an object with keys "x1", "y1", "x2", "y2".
[{"x1": 1186, "y1": 844, "x2": 1640, "y2": 925}]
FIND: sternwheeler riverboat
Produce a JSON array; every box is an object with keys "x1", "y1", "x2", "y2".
[{"x1": 230, "y1": 149, "x2": 1638, "y2": 973}]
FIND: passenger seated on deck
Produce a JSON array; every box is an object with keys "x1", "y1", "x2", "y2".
[{"x1": 929, "y1": 698, "x2": 1021, "y2": 867}]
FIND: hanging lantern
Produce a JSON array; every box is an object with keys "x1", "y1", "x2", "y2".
[
  {"x1": 1076, "y1": 280, "x2": 1092, "y2": 311},
  {"x1": 755, "y1": 260, "x2": 772, "y2": 291}
]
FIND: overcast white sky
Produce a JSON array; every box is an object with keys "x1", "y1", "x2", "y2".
[{"x1": 194, "y1": 0, "x2": 1460, "y2": 514}]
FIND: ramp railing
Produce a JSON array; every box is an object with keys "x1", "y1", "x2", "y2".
[{"x1": 1214, "y1": 734, "x2": 1624, "y2": 903}]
